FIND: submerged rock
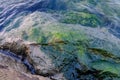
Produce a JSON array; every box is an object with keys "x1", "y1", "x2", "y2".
[
  {"x1": 28, "y1": 44, "x2": 59, "y2": 76},
  {"x1": 2, "y1": 14, "x2": 120, "y2": 79}
]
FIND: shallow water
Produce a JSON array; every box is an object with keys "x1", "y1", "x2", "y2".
[{"x1": 1, "y1": 0, "x2": 120, "y2": 80}]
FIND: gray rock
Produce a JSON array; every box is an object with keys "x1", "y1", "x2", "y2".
[
  {"x1": 0, "y1": 63, "x2": 50, "y2": 80},
  {"x1": 0, "y1": 52, "x2": 28, "y2": 73},
  {"x1": 0, "y1": 40, "x2": 64, "y2": 79},
  {"x1": 28, "y1": 44, "x2": 59, "y2": 76}
]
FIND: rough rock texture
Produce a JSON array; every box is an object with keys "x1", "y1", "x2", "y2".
[
  {"x1": 0, "y1": 51, "x2": 51, "y2": 80},
  {"x1": 0, "y1": 40, "x2": 58, "y2": 75},
  {"x1": 28, "y1": 44, "x2": 58, "y2": 76},
  {"x1": 0, "y1": 64, "x2": 50, "y2": 80},
  {"x1": 0, "y1": 52, "x2": 28, "y2": 73},
  {"x1": 0, "y1": 40, "x2": 66, "y2": 80}
]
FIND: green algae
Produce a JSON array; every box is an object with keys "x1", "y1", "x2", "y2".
[
  {"x1": 92, "y1": 60, "x2": 120, "y2": 77},
  {"x1": 60, "y1": 11, "x2": 102, "y2": 27},
  {"x1": 21, "y1": 21, "x2": 120, "y2": 79},
  {"x1": 28, "y1": 27, "x2": 45, "y2": 43},
  {"x1": 26, "y1": 24, "x2": 89, "y2": 56}
]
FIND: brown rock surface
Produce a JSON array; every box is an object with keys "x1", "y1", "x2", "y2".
[
  {"x1": 0, "y1": 64, "x2": 50, "y2": 80},
  {"x1": 0, "y1": 39, "x2": 66, "y2": 79},
  {"x1": 0, "y1": 53, "x2": 28, "y2": 73},
  {"x1": 0, "y1": 40, "x2": 58, "y2": 76}
]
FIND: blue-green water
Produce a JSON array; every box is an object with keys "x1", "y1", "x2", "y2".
[{"x1": 1, "y1": 0, "x2": 120, "y2": 80}]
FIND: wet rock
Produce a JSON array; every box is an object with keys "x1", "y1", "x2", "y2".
[
  {"x1": 50, "y1": 73, "x2": 66, "y2": 80},
  {"x1": 28, "y1": 44, "x2": 59, "y2": 76},
  {"x1": 0, "y1": 40, "x2": 59, "y2": 77},
  {"x1": 0, "y1": 40, "x2": 29, "y2": 58}
]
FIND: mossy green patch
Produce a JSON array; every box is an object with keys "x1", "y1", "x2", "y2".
[
  {"x1": 26, "y1": 24, "x2": 90, "y2": 69},
  {"x1": 60, "y1": 11, "x2": 103, "y2": 27},
  {"x1": 27, "y1": 24, "x2": 88, "y2": 53},
  {"x1": 28, "y1": 27, "x2": 45, "y2": 43},
  {"x1": 92, "y1": 60, "x2": 120, "y2": 77},
  {"x1": 46, "y1": 24, "x2": 88, "y2": 53}
]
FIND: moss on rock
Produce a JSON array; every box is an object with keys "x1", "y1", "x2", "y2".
[
  {"x1": 60, "y1": 11, "x2": 103, "y2": 27},
  {"x1": 92, "y1": 60, "x2": 120, "y2": 78}
]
